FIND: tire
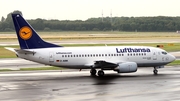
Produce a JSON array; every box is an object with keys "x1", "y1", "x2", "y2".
[
  {"x1": 153, "y1": 69, "x2": 158, "y2": 75},
  {"x1": 98, "y1": 70, "x2": 104, "y2": 76},
  {"x1": 90, "y1": 69, "x2": 97, "y2": 76}
]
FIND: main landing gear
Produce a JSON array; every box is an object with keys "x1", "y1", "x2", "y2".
[
  {"x1": 90, "y1": 68, "x2": 96, "y2": 76},
  {"x1": 153, "y1": 67, "x2": 158, "y2": 75},
  {"x1": 90, "y1": 68, "x2": 105, "y2": 76},
  {"x1": 97, "y1": 70, "x2": 104, "y2": 76}
]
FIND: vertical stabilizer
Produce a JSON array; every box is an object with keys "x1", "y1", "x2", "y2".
[{"x1": 11, "y1": 14, "x2": 62, "y2": 49}]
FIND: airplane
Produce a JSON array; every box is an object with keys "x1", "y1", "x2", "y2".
[{"x1": 6, "y1": 13, "x2": 176, "y2": 76}]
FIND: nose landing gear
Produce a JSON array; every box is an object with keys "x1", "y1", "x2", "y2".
[
  {"x1": 153, "y1": 66, "x2": 164, "y2": 75},
  {"x1": 153, "y1": 69, "x2": 158, "y2": 75}
]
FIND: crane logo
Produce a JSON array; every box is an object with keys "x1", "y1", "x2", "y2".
[{"x1": 19, "y1": 26, "x2": 32, "y2": 40}]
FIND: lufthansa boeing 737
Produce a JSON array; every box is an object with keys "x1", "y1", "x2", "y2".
[{"x1": 6, "y1": 14, "x2": 176, "y2": 76}]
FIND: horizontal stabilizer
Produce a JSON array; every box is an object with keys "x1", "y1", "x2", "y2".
[
  {"x1": 5, "y1": 47, "x2": 36, "y2": 54},
  {"x1": 14, "y1": 49, "x2": 36, "y2": 54}
]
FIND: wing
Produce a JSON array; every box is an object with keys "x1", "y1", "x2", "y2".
[{"x1": 85, "y1": 60, "x2": 119, "y2": 70}]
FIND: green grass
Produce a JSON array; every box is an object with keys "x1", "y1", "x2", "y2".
[
  {"x1": 0, "y1": 69, "x2": 12, "y2": 72},
  {"x1": 0, "y1": 31, "x2": 180, "y2": 58},
  {"x1": 0, "y1": 31, "x2": 180, "y2": 40},
  {"x1": 168, "y1": 60, "x2": 180, "y2": 66},
  {"x1": 20, "y1": 67, "x2": 63, "y2": 71}
]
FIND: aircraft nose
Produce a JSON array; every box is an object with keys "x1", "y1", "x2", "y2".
[{"x1": 169, "y1": 54, "x2": 176, "y2": 62}]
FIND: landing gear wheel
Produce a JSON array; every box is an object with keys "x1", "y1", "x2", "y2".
[
  {"x1": 90, "y1": 69, "x2": 97, "y2": 76},
  {"x1": 98, "y1": 70, "x2": 104, "y2": 77},
  {"x1": 153, "y1": 69, "x2": 158, "y2": 75}
]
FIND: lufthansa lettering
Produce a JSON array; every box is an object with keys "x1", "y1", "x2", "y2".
[{"x1": 116, "y1": 48, "x2": 151, "y2": 53}]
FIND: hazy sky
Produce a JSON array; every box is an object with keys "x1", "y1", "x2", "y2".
[{"x1": 0, "y1": 0, "x2": 180, "y2": 20}]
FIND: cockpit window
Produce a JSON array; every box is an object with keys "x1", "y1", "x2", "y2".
[{"x1": 162, "y1": 51, "x2": 167, "y2": 55}]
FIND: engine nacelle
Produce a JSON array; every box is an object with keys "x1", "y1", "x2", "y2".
[{"x1": 115, "y1": 62, "x2": 137, "y2": 73}]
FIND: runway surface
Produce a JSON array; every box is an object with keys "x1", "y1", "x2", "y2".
[
  {"x1": 0, "y1": 66, "x2": 180, "y2": 101},
  {"x1": 0, "y1": 58, "x2": 48, "y2": 70}
]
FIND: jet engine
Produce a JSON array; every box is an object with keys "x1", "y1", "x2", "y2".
[{"x1": 115, "y1": 62, "x2": 137, "y2": 73}]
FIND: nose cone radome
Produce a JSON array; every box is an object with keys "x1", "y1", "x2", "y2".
[{"x1": 169, "y1": 54, "x2": 176, "y2": 62}]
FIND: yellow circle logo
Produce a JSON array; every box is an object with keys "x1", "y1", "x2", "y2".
[{"x1": 19, "y1": 26, "x2": 32, "y2": 40}]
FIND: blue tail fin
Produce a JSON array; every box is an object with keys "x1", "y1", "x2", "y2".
[{"x1": 11, "y1": 14, "x2": 62, "y2": 49}]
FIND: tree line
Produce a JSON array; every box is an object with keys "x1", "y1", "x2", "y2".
[{"x1": 1, "y1": 10, "x2": 180, "y2": 32}]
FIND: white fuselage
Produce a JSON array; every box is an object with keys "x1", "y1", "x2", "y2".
[{"x1": 17, "y1": 46, "x2": 175, "y2": 69}]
